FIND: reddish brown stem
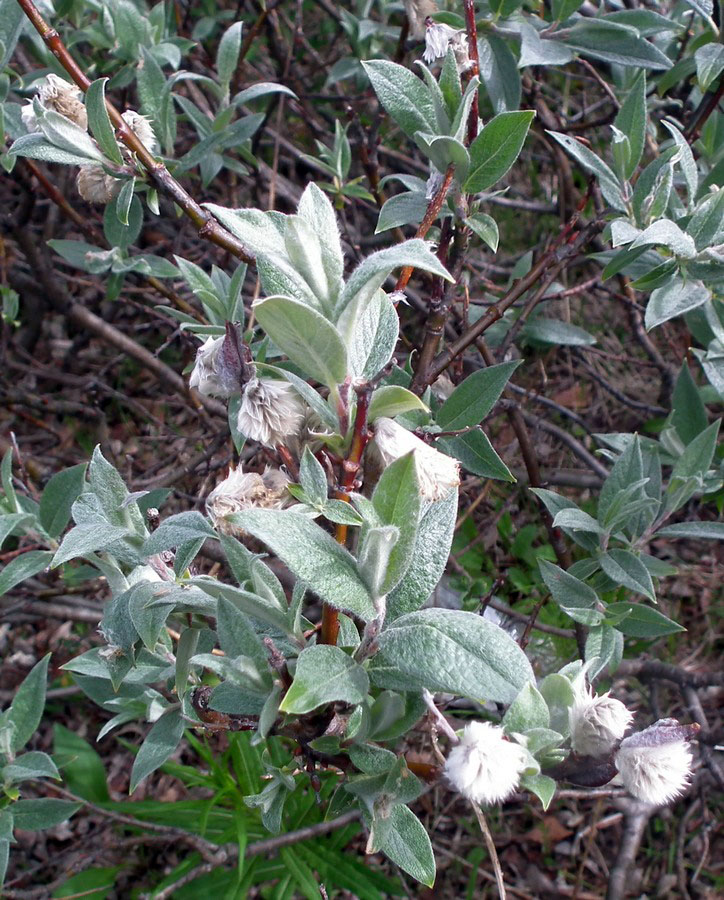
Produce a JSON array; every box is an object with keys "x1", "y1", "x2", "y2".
[
  {"x1": 319, "y1": 384, "x2": 373, "y2": 646},
  {"x1": 15, "y1": 0, "x2": 253, "y2": 262},
  {"x1": 463, "y1": 0, "x2": 481, "y2": 143},
  {"x1": 394, "y1": 164, "x2": 455, "y2": 293}
]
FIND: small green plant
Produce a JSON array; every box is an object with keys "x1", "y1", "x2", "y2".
[{"x1": 0, "y1": 657, "x2": 81, "y2": 885}]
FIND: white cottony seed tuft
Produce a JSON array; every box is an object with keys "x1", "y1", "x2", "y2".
[
  {"x1": 422, "y1": 21, "x2": 471, "y2": 71},
  {"x1": 22, "y1": 74, "x2": 88, "y2": 131},
  {"x1": 615, "y1": 718, "x2": 695, "y2": 806},
  {"x1": 189, "y1": 336, "x2": 239, "y2": 399},
  {"x1": 121, "y1": 110, "x2": 158, "y2": 154},
  {"x1": 206, "y1": 465, "x2": 291, "y2": 533},
  {"x1": 76, "y1": 166, "x2": 121, "y2": 204},
  {"x1": 373, "y1": 417, "x2": 460, "y2": 501},
  {"x1": 237, "y1": 377, "x2": 305, "y2": 447},
  {"x1": 445, "y1": 721, "x2": 528, "y2": 805},
  {"x1": 569, "y1": 684, "x2": 633, "y2": 757}
]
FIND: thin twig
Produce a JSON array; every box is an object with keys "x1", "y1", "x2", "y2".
[{"x1": 472, "y1": 802, "x2": 506, "y2": 899}]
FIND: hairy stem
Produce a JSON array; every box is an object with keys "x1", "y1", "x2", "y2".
[{"x1": 320, "y1": 384, "x2": 373, "y2": 645}]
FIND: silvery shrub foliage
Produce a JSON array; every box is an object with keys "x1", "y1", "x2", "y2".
[{"x1": 1, "y1": 0, "x2": 723, "y2": 889}]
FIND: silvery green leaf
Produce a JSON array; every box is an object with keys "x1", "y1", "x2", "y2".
[
  {"x1": 686, "y1": 188, "x2": 724, "y2": 251},
  {"x1": 539, "y1": 559, "x2": 604, "y2": 626},
  {"x1": 9, "y1": 133, "x2": 99, "y2": 166},
  {"x1": 503, "y1": 682, "x2": 550, "y2": 734},
  {"x1": 252, "y1": 294, "x2": 348, "y2": 388},
  {"x1": 657, "y1": 521, "x2": 724, "y2": 540},
  {"x1": 614, "y1": 71, "x2": 646, "y2": 180},
  {"x1": 604, "y1": 10, "x2": 685, "y2": 35},
  {"x1": 667, "y1": 419, "x2": 720, "y2": 501},
  {"x1": 137, "y1": 47, "x2": 175, "y2": 153},
  {"x1": 11, "y1": 799, "x2": 81, "y2": 832},
  {"x1": 373, "y1": 804, "x2": 435, "y2": 887},
  {"x1": 682, "y1": 0, "x2": 713, "y2": 16},
  {"x1": 464, "y1": 111, "x2": 535, "y2": 193},
  {"x1": 142, "y1": 511, "x2": 216, "y2": 555},
  {"x1": 387, "y1": 490, "x2": 457, "y2": 620},
  {"x1": 522, "y1": 318, "x2": 597, "y2": 346},
  {"x1": 539, "y1": 672, "x2": 575, "y2": 735},
  {"x1": 0, "y1": 0, "x2": 25, "y2": 70},
  {"x1": 414, "y1": 132, "x2": 470, "y2": 182},
  {"x1": 661, "y1": 120, "x2": 698, "y2": 207},
  {"x1": 216, "y1": 20, "x2": 243, "y2": 90},
  {"x1": 439, "y1": 46, "x2": 463, "y2": 119},
  {"x1": 610, "y1": 218, "x2": 641, "y2": 247},
  {"x1": 284, "y1": 215, "x2": 333, "y2": 314},
  {"x1": 671, "y1": 361, "x2": 708, "y2": 444},
  {"x1": 585, "y1": 624, "x2": 624, "y2": 679},
  {"x1": 368, "y1": 386, "x2": 428, "y2": 423},
  {"x1": 465, "y1": 212, "x2": 499, "y2": 252},
  {"x1": 564, "y1": 21, "x2": 673, "y2": 70},
  {"x1": 228, "y1": 509, "x2": 376, "y2": 620},
  {"x1": 692, "y1": 342, "x2": 724, "y2": 400},
  {"x1": 520, "y1": 773, "x2": 556, "y2": 810},
  {"x1": 297, "y1": 183, "x2": 344, "y2": 308},
  {"x1": 478, "y1": 34, "x2": 521, "y2": 114},
  {"x1": 190, "y1": 578, "x2": 287, "y2": 631},
  {"x1": 38, "y1": 463, "x2": 87, "y2": 539},
  {"x1": 175, "y1": 627, "x2": 199, "y2": 699},
  {"x1": 5, "y1": 654, "x2": 49, "y2": 754},
  {"x1": 88, "y1": 445, "x2": 145, "y2": 532},
  {"x1": 129, "y1": 708, "x2": 184, "y2": 793},
  {"x1": 607, "y1": 602, "x2": 684, "y2": 637},
  {"x1": 370, "y1": 453, "x2": 421, "y2": 595},
  {"x1": 636, "y1": 153, "x2": 676, "y2": 225},
  {"x1": 321, "y1": 500, "x2": 364, "y2": 527},
  {"x1": 0, "y1": 513, "x2": 34, "y2": 549},
  {"x1": 551, "y1": 508, "x2": 604, "y2": 534},
  {"x1": 645, "y1": 279, "x2": 710, "y2": 330},
  {"x1": 299, "y1": 446, "x2": 329, "y2": 507},
  {"x1": 37, "y1": 107, "x2": 105, "y2": 162},
  {"x1": 279, "y1": 645, "x2": 369, "y2": 714},
  {"x1": 370, "y1": 608, "x2": 534, "y2": 703},
  {"x1": 695, "y1": 43, "x2": 724, "y2": 91},
  {"x1": 438, "y1": 430, "x2": 514, "y2": 481},
  {"x1": 85, "y1": 78, "x2": 124, "y2": 166},
  {"x1": 547, "y1": 131, "x2": 626, "y2": 211},
  {"x1": 361, "y1": 60, "x2": 436, "y2": 140},
  {"x1": 414, "y1": 61, "x2": 451, "y2": 134},
  {"x1": 256, "y1": 251, "x2": 322, "y2": 313},
  {"x1": 376, "y1": 191, "x2": 428, "y2": 234},
  {"x1": 518, "y1": 22, "x2": 574, "y2": 68},
  {"x1": 232, "y1": 82, "x2": 297, "y2": 106},
  {"x1": 437, "y1": 361, "x2": 520, "y2": 430},
  {"x1": 335, "y1": 240, "x2": 452, "y2": 342},
  {"x1": 115, "y1": 177, "x2": 135, "y2": 226},
  {"x1": 204, "y1": 204, "x2": 286, "y2": 257},
  {"x1": 630, "y1": 220, "x2": 696, "y2": 258},
  {"x1": 52, "y1": 523, "x2": 131, "y2": 567},
  {"x1": 3, "y1": 751, "x2": 60, "y2": 784},
  {"x1": 347, "y1": 290, "x2": 399, "y2": 379},
  {"x1": 0, "y1": 550, "x2": 50, "y2": 598},
  {"x1": 450, "y1": 76, "x2": 480, "y2": 142},
  {"x1": 600, "y1": 550, "x2": 655, "y2": 601}
]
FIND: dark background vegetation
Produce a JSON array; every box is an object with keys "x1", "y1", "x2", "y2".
[{"x1": 1, "y1": 0, "x2": 722, "y2": 897}]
